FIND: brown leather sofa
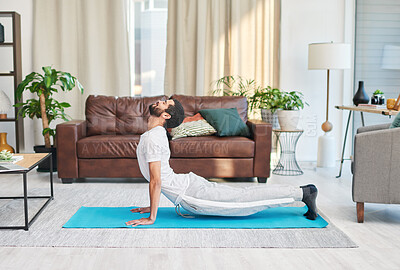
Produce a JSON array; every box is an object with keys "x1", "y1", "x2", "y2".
[{"x1": 56, "y1": 94, "x2": 272, "y2": 184}]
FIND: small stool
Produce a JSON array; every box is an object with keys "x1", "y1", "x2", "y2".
[{"x1": 272, "y1": 129, "x2": 304, "y2": 176}]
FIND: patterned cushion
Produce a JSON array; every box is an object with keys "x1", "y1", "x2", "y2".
[
  {"x1": 167, "y1": 113, "x2": 204, "y2": 133},
  {"x1": 170, "y1": 119, "x2": 217, "y2": 140}
]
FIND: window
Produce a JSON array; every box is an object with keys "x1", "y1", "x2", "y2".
[
  {"x1": 353, "y1": 0, "x2": 400, "y2": 130},
  {"x1": 127, "y1": 0, "x2": 168, "y2": 97}
]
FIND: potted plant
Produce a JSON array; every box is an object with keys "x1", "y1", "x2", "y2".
[
  {"x1": 211, "y1": 76, "x2": 283, "y2": 124},
  {"x1": 249, "y1": 86, "x2": 283, "y2": 129},
  {"x1": 277, "y1": 91, "x2": 308, "y2": 130},
  {"x1": 14, "y1": 66, "x2": 84, "y2": 171},
  {"x1": 371, "y1": 89, "x2": 385, "y2": 105}
]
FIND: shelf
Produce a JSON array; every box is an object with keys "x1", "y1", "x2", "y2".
[
  {"x1": 0, "y1": 73, "x2": 15, "y2": 77},
  {"x1": 0, "y1": 12, "x2": 23, "y2": 153},
  {"x1": 0, "y1": 118, "x2": 17, "y2": 122}
]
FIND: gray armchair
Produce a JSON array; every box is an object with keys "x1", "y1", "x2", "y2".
[{"x1": 353, "y1": 123, "x2": 400, "y2": 222}]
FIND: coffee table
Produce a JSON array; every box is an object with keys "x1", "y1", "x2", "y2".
[{"x1": 0, "y1": 153, "x2": 53, "y2": 230}]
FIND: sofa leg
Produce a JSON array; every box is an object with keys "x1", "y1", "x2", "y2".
[
  {"x1": 357, "y1": 202, "x2": 364, "y2": 223},
  {"x1": 257, "y1": 177, "x2": 267, "y2": 183},
  {"x1": 61, "y1": 178, "x2": 74, "y2": 184}
]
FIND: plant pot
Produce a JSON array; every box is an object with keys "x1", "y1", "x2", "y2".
[
  {"x1": 277, "y1": 110, "x2": 300, "y2": 130},
  {"x1": 33, "y1": 145, "x2": 57, "y2": 172},
  {"x1": 261, "y1": 109, "x2": 280, "y2": 129},
  {"x1": 379, "y1": 95, "x2": 385, "y2": 105},
  {"x1": 371, "y1": 95, "x2": 379, "y2": 105}
]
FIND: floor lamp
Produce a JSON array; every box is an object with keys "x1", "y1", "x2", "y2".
[{"x1": 308, "y1": 42, "x2": 351, "y2": 167}]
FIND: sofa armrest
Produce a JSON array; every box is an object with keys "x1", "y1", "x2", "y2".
[
  {"x1": 246, "y1": 119, "x2": 272, "y2": 178},
  {"x1": 353, "y1": 127, "x2": 400, "y2": 204},
  {"x1": 357, "y1": 123, "x2": 391, "y2": 134},
  {"x1": 56, "y1": 120, "x2": 87, "y2": 179}
]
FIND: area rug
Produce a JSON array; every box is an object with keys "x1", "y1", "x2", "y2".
[
  {"x1": 0, "y1": 184, "x2": 357, "y2": 248},
  {"x1": 63, "y1": 206, "x2": 328, "y2": 229}
]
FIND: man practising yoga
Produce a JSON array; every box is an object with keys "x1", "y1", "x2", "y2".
[{"x1": 125, "y1": 98, "x2": 318, "y2": 227}]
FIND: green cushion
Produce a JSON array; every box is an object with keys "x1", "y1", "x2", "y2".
[
  {"x1": 170, "y1": 119, "x2": 217, "y2": 140},
  {"x1": 199, "y1": 108, "x2": 250, "y2": 137},
  {"x1": 390, "y1": 113, "x2": 400, "y2": 128}
]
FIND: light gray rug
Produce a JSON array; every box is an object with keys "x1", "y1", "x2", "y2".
[{"x1": 0, "y1": 184, "x2": 357, "y2": 248}]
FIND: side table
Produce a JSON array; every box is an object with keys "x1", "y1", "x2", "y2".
[
  {"x1": 272, "y1": 130, "x2": 304, "y2": 176},
  {"x1": 0, "y1": 153, "x2": 54, "y2": 231}
]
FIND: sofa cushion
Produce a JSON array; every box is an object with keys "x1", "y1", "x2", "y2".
[
  {"x1": 169, "y1": 136, "x2": 254, "y2": 158},
  {"x1": 199, "y1": 108, "x2": 250, "y2": 137},
  {"x1": 170, "y1": 119, "x2": 217, "y2": 140},
  {"x1": 170, "y1": 94, "x2": 248, "y2": 122},
  {"x1": 167, "y1": 113, "x2": 204, "y2": 133},
  {"x1": 85, "y1": 95, "x2": 168, "y2": 136},
  {"x1": 77, "y1": 135, "x2": 140, "y2": 158}
]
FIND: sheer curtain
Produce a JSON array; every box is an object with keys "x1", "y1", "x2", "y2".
[
  {"x1": 32, "y1": 0, "x2": 131, "y2": 119},
  {"x1": 164, "y1": 0, "x2": 280, "y2": 96},
  {"x1": 32, "y1": 0, "x2": 130, "y2": 145}
]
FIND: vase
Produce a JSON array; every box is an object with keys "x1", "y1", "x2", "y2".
[
  {"x1": 261, "y1": 109, "x2": 280, "y2": 129},
  {"x1": 0, "y1": 23, "x2": 4, "y2": 43},
  {"x1": 353, "y1": 81, "x2": 369, "y2": 106},
  {"x1": 0, "y1": 133, "x2": 15, "y2": 153}
]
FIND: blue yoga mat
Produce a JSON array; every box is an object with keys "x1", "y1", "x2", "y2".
[{"x1": 63, "y1": 206, "x2": 328, "y2": 229}]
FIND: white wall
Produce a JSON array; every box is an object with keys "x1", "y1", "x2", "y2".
[
  {"x1": 0, "y1": 0, "x2": 34, "y2": 152},
  {"x1": 280, "y1": 0, "x2": 354, "y2": 162}
]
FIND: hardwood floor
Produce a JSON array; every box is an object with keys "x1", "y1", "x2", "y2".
[{"x1": 1, "y1": 162, "x2": 400, "y2": 270}]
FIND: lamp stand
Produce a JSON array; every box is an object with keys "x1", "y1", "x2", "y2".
[
  {"x1": 322, "y1": 69, "x2": 333, "y2": 132},
  {"x1": 317, "y1": 69, "x2": 336, "y2": 168}
]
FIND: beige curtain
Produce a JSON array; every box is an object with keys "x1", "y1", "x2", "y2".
[
  {"x1": 164, "y1": 0, "x2": 280, "y2": 96},
  {"x1": 32, "y1": 0, "x2": 130, "y2": 120},
  {"x1": 32, "y1": 0, "x2": 130, "y2": 145}
]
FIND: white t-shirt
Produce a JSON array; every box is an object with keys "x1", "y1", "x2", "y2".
[{"x1": 136, "y1": 126, "x2": 190, "y2": 204}]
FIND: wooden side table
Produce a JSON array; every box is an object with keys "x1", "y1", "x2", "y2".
[{"x1": 272, "y1": 130, "x2": 304, "y2": 176}]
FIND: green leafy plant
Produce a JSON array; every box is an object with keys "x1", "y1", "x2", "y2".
[
  {"x1": 14, "y1": 66, "x2": 84, "y2": 148},
  {"x1": 0, "y1": 150, "x2": 13, "y2": 161},
  {"x1": 249, "y1": 86, "x2": 283, "y2": 113},
  {"x1": 211, "y1": 75, "x2": 257, "y2": 99},
  {"x1": 211, "y1": 75, "x2": 280, "y2": 115},
  {"x1": 279, "y1": 91, "x2": 308, "y2": 110},
  {"x1": 373, "y1": 89, "x2": 384, "y2": 95}
]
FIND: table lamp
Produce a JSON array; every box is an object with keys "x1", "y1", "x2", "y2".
[
  {"x1": 308, "y1": 42, "x2": 351, "y2": 167},
  {"x1": 0, "y1": 90, "x2": 12, "y2": 119}
]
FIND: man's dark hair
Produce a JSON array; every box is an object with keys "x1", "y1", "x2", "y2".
[{"x1": 164, "y1": 98, "x2": 185, "y2": 129}]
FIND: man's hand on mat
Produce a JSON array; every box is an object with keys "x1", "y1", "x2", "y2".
[
  {"x1": 130, "y1": 207, "x2": 151, "y2": 213},
  {"x1": 125, "y1": 217, "x2": 155, "y2": 226}
]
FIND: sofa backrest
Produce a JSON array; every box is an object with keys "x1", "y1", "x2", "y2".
[
  {"x1": 171, "y1": 94, "x2": 248, "y2": 122},
  {"x1": 85, "y1": 94, "x2": 248, "y2": 136},
  {"x1": 86, "y1": 95, "x2": 168, "y2": 136}
]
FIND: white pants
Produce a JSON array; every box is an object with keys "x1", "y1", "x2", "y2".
[{"x1": 164, "y1": 172, "x2": 303, "y2": 217}]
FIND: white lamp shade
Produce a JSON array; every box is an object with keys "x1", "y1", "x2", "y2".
[
  {"x1": 0, "y1": 90, "x2": 12, "y2": 113},
  {"x1": 381, "y1": 45, "x2": 400, "y2": 70},
  {"x1": 308, "y1": 43, "x2": 351, "y2": 70}
]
